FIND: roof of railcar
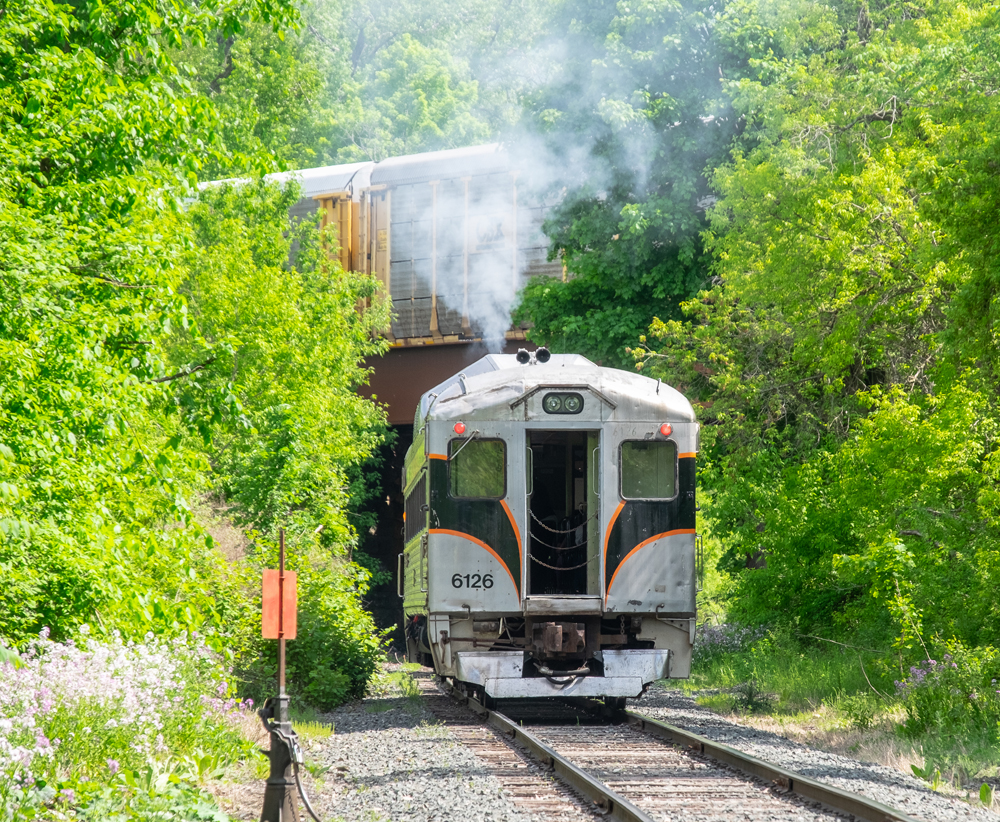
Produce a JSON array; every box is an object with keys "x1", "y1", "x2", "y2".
[
  {"x1": 204, "y1": 145, "x2": 511, "y2": 199},
  {"x1": 260, "y1": 144, "x2": 509, "y2": 195},
  {"x1": 266, "y1": 161, "x2": 372, "y2": 198},
  {"x1": 200, "y1": 160, "x2": 374, "y2": 198},
  {"x1": 417, "y1": 354, "x2": 695, "y2": 425},
  {"x1": 370, "y1": 143, "x2": 508, "y2": 186}
]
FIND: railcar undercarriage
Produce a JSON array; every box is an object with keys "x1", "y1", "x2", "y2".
[{"x1": 406, "y1": 609, "x2": 694, "y2": 699}]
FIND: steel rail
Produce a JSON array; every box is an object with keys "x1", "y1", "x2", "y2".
[
  {"x1": 443, "y1": 680, "x2": 922, "y2": 822},
  {"x1": 623, "y1": 709, "x2": 923, "y2": 822},
  {"x1": 446, "y1": 685, "x2": 656, "y2": 822}
]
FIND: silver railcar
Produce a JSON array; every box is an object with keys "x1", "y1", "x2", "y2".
[{"x1": 400, "y1": 350, "x2": 700, "y2": 701}]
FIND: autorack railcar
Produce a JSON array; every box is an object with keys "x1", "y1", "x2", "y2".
[{"x1": 399, "y1": 348, "x2": 701, "y2": 701}]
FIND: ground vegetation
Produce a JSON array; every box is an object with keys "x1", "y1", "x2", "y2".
[
  {"x1": 620, "y1": 0, "x2": 1000, "y2": 786},
  {"x1": 0, "y1": 0, "x2": 392, "y2": 814}
]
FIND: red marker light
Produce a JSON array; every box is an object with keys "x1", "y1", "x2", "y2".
[
  {"x1": 454, "y1": 422, "x2": 467, "y2": 435},
  {"x1": 659, "y1": 423, "x2": 672, "y2": 437}
]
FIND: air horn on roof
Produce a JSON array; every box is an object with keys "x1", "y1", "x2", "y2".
[{"x1": 516, "y1": 346, "x2": 551, "y2": 365}]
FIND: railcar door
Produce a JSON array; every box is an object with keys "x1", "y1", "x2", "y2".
[
  {"x1": 424, "y1": 422, "x2": 524, "y2": 615},
  {"x1": 525, "y1": 428, "x2": 601, "y2": 597}
]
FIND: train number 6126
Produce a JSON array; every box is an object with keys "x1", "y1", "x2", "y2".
[{"x1": 452, "y1": 573, "x2": 494, "y2": 589}]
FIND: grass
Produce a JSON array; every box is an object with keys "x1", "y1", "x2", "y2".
[
  {"x1": 287, "y1": 703, "x2": 336, "y2": 743},
  {"x1": 368, "y1": 663, "x2": 422, "y2": 699},
  {"x1": 681, "y1": 627, "x2": 1000, "y2": 804},
  {"x1": 686, "y1": 633, "x2": 886, "y2": 710}
]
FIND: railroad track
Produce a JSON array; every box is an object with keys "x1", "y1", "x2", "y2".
[
  {"x1": 413, "y1": 671, "x2": 923, "y2": 822},
  {"x1": 414, "y1": 672, "x2": 605, "y2": 821}
]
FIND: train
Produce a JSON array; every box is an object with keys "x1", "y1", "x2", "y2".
[
  {"x1": 399, "y1": 348, "x2": 701, "y2": 702},
  {"x1": 274, "y1": 143, "x2": 563, "y2": 349}
]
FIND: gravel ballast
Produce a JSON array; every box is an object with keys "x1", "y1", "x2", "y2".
[
  {"x1": 634, "y1": 685, "x2": 1000, "y2": 822},
  {"x1": 286, "y1": 670, "x2": 999, "y2": 822},
  {"x1": 310, "y1": 686, "x2": 532, "y2": 822}
]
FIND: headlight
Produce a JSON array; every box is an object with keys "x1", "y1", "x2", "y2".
[{"x1": 542, "y1": 392, "x2": 584, "y2": 415}]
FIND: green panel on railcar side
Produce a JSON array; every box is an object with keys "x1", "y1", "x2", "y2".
[
  {"x1": 402, "y1": 442, "x2": 429, "y2": 613},
  {"x1": 404, "y1": 428, "x2": 426, "y2": 493},
  {"x1": 402, "y1": 530, "x2": 428, "y2": 612}
]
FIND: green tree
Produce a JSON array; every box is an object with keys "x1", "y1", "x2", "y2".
[
  {"x1": 636, "y1": 0, "x2": 1000, "y2": 651},
  {"x1": 0, "y1": 0, "x2": 297, "y2": 642},
  {"x1": 332, "y1": 33, "x2": 491, "y2": 161},
  {"x1": 189, "y1": 0, "x2": 545, "y2": 169},
  {"x1": 0, "y1": 0, "x2": 394, "y2": 668},
  {"x1": 169, "y1": 180, "x2": 390, "y2": 542},
  {"x1": 177, "y1": 6, "x2": 352, "y2": 175},
  {"x1": 513, "y1": 0, "x2": 744, "y2": 365}
]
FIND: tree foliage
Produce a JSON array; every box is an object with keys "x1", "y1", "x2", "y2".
[
  {"x1": 513, "y1": 0, "x2": 742, "y2": 365},
  {"x1": 0, "y1": 0, "x2": 389, "y2": 710},
  {"x1": 636, "y1": 0, "x2": 1000, "y2": 655},
  {"x1": 0, "y1": 0, "x2": 294, "y2": 643},
  {"x1": 191, "y1": 0, "x2": 542, "y2": 168},
  {"x1": 169, "y1": 182, "x2": 389, "y2": 537}
]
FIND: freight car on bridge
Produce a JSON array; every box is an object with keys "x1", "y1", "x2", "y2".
[
  {"x1": 399, "y1": 348, "x2": 701, "y2": 703},
  {"x1": 277, "y1": 143, "x2": 562, "y2": 349}
]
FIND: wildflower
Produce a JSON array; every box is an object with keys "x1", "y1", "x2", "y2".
[
  {"x1": 37, "y1": 686, "x2": 54, "y2": 715},
  {"x1": 60, "y1": 788, "x2": 76, "y2": 804},
  {"x1": 107, "y1": 758, "x2": 120, "y2": 774}
]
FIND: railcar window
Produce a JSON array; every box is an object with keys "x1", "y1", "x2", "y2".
[
  {"x1": 404, "y1": 473, "x2": 427, "y2": 544},
  {"x1": 620, "y1": 441, "x2": 677, "y2": 500},
  {"x1": 449, "y1": 438, "x2": 506, "y2": 499}
]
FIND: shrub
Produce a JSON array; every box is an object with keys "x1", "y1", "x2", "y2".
[
  {"x1": 234, "y1": 549, "x2": 388, "y2": 711},
  {"x1": 896, "y1": 640, "x2": 1000, "y2": 740},
  {"x1": 835, "y1": 691, "x2": 880, "y2": 730},
  {"x1": 287, "y1": 560, "x2": 387, "y2": 709}
]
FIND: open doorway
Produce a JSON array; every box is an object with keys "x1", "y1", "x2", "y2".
[{"x1": 527, "y1": 430, "x2": 600, "y2": 596}]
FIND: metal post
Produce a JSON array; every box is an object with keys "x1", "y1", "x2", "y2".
[
  {"x1": 279, "y1": 530, "x2": 286, "y2": 701},
  {"x1": 260, "y1": 529, "x2": 301, "y2": 822}
]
